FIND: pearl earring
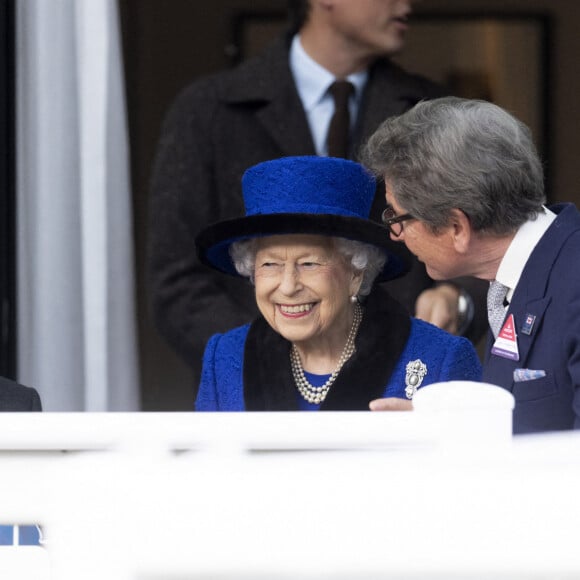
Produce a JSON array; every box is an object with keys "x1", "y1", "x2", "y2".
[{"x1": 350, "y1": 295, "x2": 358, "y2": 304}]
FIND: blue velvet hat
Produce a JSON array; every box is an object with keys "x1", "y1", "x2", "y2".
[{"x1": 195, "y1": 156, "x2": 410, "y2": 281}]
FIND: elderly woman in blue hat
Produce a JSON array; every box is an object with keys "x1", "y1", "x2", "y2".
[{"x1": 195, "y1": 156, "x2": 481, "y2": 411}]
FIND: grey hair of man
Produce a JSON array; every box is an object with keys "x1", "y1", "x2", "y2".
[
  {"x1": 362, "y1": 97, "x2": 546, "y2": 236},
  {"x1": 229, "y1": 237, "x2": 386, "y2": 297}
]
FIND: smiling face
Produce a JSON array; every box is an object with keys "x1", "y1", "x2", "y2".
[{"x1": 253, "y1": 234, "x2": 362, "y2": 351}]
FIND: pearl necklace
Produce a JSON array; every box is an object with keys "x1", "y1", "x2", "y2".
[{"x1": 290, "y1": 303, "x2": 363, "y2": 404}]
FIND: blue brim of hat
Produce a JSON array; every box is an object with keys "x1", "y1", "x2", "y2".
[{"x1": 196, "y1": 213, "x2": 411, "y2": 282}]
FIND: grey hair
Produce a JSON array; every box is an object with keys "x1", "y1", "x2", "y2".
[
  {"x1": 229, "y1": 236, "x2": 386, "y2": 297},
  {"x1": 362, "y1": 97, "x2": 546, "y2": 235}
]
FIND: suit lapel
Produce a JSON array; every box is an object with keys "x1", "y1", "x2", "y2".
[
  {"x1": 483, "y1": 296, "x2": 552, "y2": 387},
  {"x1": 505, "y1": 205, "x2": 573, "y2": 366},
  {"x1": 352, "y1": 59, "x2": 445, "y2": 157},
  {"x1": 484, "y1": 250, "x2": 553, "y2": 383},
  {"x1": 508, "y1": 297, "x2": 551, "y2": 365},
  {"x1": 484, "y1": 204, "x2": 577, "y2": 383},
  {"x1": 222, "y1": 43, "x2": 446, "y2": 161},
  {"x1": 255, "y1": 89, "x2": 316, "y2": 156},
  {"x1": 223, "y1": 37, "x2": 315, "y2": 157}
]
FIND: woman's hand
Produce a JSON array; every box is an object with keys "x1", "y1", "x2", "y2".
[{"x1": 369, "y1": 397, "x2": 413, "y2": 411}]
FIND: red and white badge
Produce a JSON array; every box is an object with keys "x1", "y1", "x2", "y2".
[{"x1": 491, "y1": 314, "x2": 520, "y2": 361}]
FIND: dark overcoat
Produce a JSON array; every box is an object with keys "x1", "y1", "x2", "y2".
[{"x1": 0, "y1": 376, "x2": 42, "y2": 411}]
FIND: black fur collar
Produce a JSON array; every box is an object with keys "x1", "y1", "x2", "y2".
[{"x1": 243, "y1": 287, "x2": 411, "y2": 410}]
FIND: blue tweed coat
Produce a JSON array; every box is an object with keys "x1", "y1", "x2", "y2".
[{"x1": 196, "y1": 288, "x2": 481, "y2": 411}]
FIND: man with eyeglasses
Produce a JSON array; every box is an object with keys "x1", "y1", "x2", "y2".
[
  {"x1": 363, "y1": 96, "x2": 580, "y2": 434},
  {"x1": 381, "y1": 205, "x2": 415, "y2": 238}
]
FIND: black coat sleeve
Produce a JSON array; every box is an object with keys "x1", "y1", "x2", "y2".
[
  {"x1": 147, "y1": 82, "x2": 259, "y2": 379},
  {"x1": 0, "y1": 376, "x2": 42, "y2": 412}
]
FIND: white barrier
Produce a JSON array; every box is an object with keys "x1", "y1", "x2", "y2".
[
  {"x1": 1, "y1": 383, "x2": 580, "y2": 579},
  {"x1": 413, "y1": 380, "x2": 516, "y2": 445}
]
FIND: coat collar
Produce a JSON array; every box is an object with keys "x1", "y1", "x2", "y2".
[
  {"x1": 220, "y1": 36, "x2": 315, "y2": 157},
  {"x1": 352, "y1": 59, "x2": 445, "y2": 154},
  {"x1": 219, "y1": 37, "x2": 442, "y2": 159},
  {"x1": 243, "y1": 286, "x2": 411, "y2": 410}
]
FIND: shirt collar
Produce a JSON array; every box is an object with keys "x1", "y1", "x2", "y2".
[
  {"x1": 495, "y1": 206, "x2": 556, "y2": 298},
  {"x1": 289, "y1": 34, "x2": 368, "y2": 112}
]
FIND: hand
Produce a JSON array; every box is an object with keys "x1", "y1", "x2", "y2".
[
  {"x1": 414, "y1": 283, "x2": 460, "y2": 334},
  {"x1": 369, "y1": 397, "x2": 413, "y2": 411}
]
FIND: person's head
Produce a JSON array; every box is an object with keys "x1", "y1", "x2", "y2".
[
  {"x1": 195, "y1": 156, "x2": 409, "y2": 347},
  {"x1": 230, "y1": 234, "x2": 384, "y2": 345},
  {"x1": 296, "y1": 0, "x2": 414, "y2": 70},
  {"x1": 362, "y1": 97, "x2": 546, "y2": 279}
]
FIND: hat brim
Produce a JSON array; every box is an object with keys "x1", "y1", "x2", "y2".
[{"x1": 195, "y1": 213, "x2": 411, "y2": 281}]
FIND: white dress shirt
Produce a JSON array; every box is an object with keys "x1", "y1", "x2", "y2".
[
  {"x1": 289, "y1": 35, "x2": 367, "y2": 156},
  {"x1": 495, "y1": 206, "x2": 557, "y2": 303}
]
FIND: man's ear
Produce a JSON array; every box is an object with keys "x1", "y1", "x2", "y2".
[{"x1": 449, "y1": 209, "x2": 471, "y2": 254}]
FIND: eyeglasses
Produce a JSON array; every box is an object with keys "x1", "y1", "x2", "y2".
[{"x1": 381, "y1": 205, "x2": 415, "y2": 237}]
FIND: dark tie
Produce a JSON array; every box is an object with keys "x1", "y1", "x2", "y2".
[
  {"x1": 326, "y1": 80, "x2": 354, "y2": 158},
  {"x1": 487, "y1": 280, "x2": 509, "y2": 338}
]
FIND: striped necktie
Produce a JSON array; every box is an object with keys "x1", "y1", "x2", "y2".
[
  {"x1": 487, "y1": 280, "x2": 509, "y2": 338},
  {"x1": 326, "y1": 80, "x2": 354, "y2": 158}
]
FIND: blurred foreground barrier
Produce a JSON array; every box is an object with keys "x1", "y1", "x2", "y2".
[
  {"x1": 413, "y1": 380, "x2": 516, "y2": 445},
  {"x1": 1, "y1": 382, "x2": 580, "y2": 579}
]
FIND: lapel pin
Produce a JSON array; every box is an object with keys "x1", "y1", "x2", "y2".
[{"x1": 521, "y1": 313, "x2": 537, "y2": 336}]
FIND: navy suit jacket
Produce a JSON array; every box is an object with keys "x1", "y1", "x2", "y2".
[
  {"x1": 483, "y1": 203, "x2": 580, "y2": 434},
  {"x1": 0, "y1": 376, "x2": 42, "y2": 411}
]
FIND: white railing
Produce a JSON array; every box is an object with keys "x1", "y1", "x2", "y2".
[{"x1": 1, "y1": 383, "x2": 579, "y2": 579}]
